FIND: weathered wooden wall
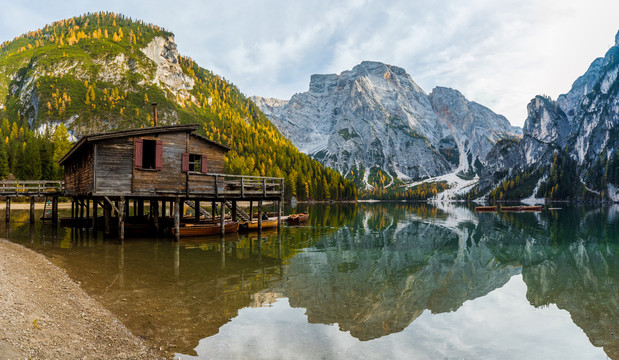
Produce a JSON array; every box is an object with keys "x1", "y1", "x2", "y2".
[
  {"x1": 64, "y1": 144, "x2": 94, "y2": 195},
  {"x1": 132, "y1": 133, "x2": 186, "y2": 194},
  {"x1": 188, "y1": 135, "x2": 226, "y2": 173},
  {"x1": 95, "y1": 138, "x2": 133, "y2": 195}
]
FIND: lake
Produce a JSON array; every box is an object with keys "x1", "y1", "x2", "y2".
[{"x1": 3, "y1": 202, "x2": 618, "y2": 359}]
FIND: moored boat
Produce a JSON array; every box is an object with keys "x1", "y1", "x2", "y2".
[
  {"x1": 239, "y1": 218, "x2": 278, "y2": 231},
  {"x1": 287, "y1": 212, "x2": 309, "y2": 225},
  {"x1": 521, "y1": 205, "x2": 542, "y2": 212},
  {"x1": 174, "y1": 221, "x2": 239, "y2": 237},
  {"x1": 475, "y1": 206, "x2": 497, "y2": 212},
  {"x1": 500, "y1": 205, "x2": 523, "y2": 212}
]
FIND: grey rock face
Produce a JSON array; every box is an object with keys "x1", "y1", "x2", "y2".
[
  {"x1": 254, "y1": 61, "x2": 520, "y2": 186},
  {"x1": 480, "y1": 29, "x2": 619, "y2": 196},
  {"x1": 429, "y1": 86, "x2": 518, "y2": 172}
]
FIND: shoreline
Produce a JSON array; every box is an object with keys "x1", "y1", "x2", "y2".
[{"x1": 0, "y1": 239, "x2": 167, "y2": 360}]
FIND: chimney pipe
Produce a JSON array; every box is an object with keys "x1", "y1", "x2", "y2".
[{"x1": 152, "y1": 102, "x2": 158, "y2": 127}]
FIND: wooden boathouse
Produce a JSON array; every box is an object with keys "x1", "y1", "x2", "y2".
[{"x1": 57, "y1": 123, "x2": 284, "y2": 241}]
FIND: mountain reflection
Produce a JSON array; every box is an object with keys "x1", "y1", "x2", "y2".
[{"x1": 276, "y1": 204, "x2": 618, "y2": 358}]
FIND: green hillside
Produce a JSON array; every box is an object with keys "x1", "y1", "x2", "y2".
[{"x1": 0, "y1": 12, "x2": 356, "y2": 200}]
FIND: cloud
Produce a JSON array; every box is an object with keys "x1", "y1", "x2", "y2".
[{"x1": 1, "y1": 0, "x2": 618, "y2": 126}]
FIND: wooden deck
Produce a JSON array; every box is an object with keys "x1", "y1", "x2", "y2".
[
  {"x1": 0, "y1": 175, "x2": 284, "y2": 200},
  {"x1": 0, "y1": 180, "x2": 64, "y2": 196}
]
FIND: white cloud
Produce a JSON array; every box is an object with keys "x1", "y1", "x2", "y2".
[{"x1": 1, "y1": 0, "x2": 618, "y2": 126}]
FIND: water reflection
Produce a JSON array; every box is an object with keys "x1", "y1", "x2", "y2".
[{"x1": 2, "y1": 204, "x2": 617, "y2": 359}]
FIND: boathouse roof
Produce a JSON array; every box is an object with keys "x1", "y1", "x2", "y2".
[{"x1": 59, "y1": 124, "x2": 230, "y2": 165}]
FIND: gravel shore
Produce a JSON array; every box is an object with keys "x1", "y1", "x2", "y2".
[{"x1": 0, "y1": 239, "x2": 166, "y2": 360}]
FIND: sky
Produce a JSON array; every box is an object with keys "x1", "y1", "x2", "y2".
[{"x1": 1, "y1": 0, "x2": 618, "y2": 127}]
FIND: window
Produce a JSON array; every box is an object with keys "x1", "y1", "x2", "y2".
[
  {"x1": 182, "y1": 153, "x2": 207, "y2": 173},
  {"x1": 135, "y1": 138, "x2": 162, "y2": 170}
]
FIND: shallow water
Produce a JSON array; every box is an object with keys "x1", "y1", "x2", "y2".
[{"x1": 4, "y1": 203, "x2": 618, "y2": 359}]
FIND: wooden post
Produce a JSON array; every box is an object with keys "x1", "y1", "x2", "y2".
[
  {"x1": 211, "y1": 201, "x2": 217, "y2": 218},
  {"x1": 220, "y1": 201, "x2": 225, "y2": 235},
  {"x1": 52, "y1": 196, "x2": 58, "y2": 224},
  {"x1": 29, "y1": 197, "x2": 35, "y2": 223},
  {"x1": 161, "y1": 201, "x2": 166, "y2": 219},
  {"x1": 153, "y1": 200, "x2": 159, "y2": 232},
  {"x1": 195, "y1": 200, "x2": 200, "y2": 222},
  {"x1": 86, "y1": 199, "x2": 90, "y2": 222},
  {"x1": 258, "y1": 201, "x2": 263, "y2": 233},
  {"x1": 249, "y1": 201, "x2": 253, "y2": 221},
  {"x1": 133, "y1": 199, "x2": 138, "y2": 217},
  {"x1": 92, "y1": 200, "x2": 98, "y2": 230},
  {"x1": 5, "y1": 197, "x2": 10, "y2": 222},
  {"x1": 71, "y1": 200, "x2": 75, "y2": 219},
  {"x1": 232, "y1": 201, "x2": 237, "y2": 222},
  {"x1": 174, "y1": 197, "x2": 180, "y2": 242},
  {"x1": 79, "y1": 199, "x2": 85, "y2": 222},
  {"x1": 277, "y1": 199, "x2": 282, "y2": 230},
  {"x1": 180, "y1": 200, "x2": 184, "y2": 219},
  {"x1": 104, "y1": 202, "x2": 111, "y2": 235},
  {"x1": 118, "y1": 197, "x2": 125, "y2": 242},
  {"x1": 138, "y1": 199, "x2": 144, "y2": 218}
]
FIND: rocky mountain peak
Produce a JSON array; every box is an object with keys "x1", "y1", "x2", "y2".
[{"x1": 254, "y1": 61, "x2": 520, "y2": 187}]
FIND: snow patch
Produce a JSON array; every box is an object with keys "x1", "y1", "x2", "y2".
[
  {"x1": 521, "y1": 175, "x2": 547, "y2": 205},
  {"x1": 405, "y1": 171, "x2": 479, "y2": 201}
]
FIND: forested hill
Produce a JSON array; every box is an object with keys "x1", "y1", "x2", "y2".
[{"x1": 0, "y1": 12, "x2": 356, "y2": 200}]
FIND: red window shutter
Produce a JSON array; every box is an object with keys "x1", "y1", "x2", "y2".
[
  {"x1": 181, "y1": 153, "x2": 189, "y2": 172},
  {"x1": 201, "y1": 155, "x2": 208, "y2": 173},
  {"x1": 155, "y1": 140, "x2": 163, "y2": 170},
  {"x1": 134, "y1": 138, "x2": 143, "y2": 168}
]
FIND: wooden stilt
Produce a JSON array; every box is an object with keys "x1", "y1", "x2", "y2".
[
  {"x1": 5, "y1": 197, "x2": 10, "y2": 222},
  {"x1": 174, "y1": 197, "x2": 180, "y2": 242},
  {"x1": 29, "y1": 197, "x2": 35, "y2": 223},
  {"x1": 80, "y1": 198, "x2": 84, "y2": 220},
  {"x1": 211, "y1": 201, "x2": 217, "y2": 218},
  {"x1": 195, "y1": 200, "x2": 200, "y2": 222},
  {"x1": 138, "y1": 199, "x2": 144, "y2": 218},
  {"x1": 258, "y1": 201, "x2": 263, "y2": 233},
  {"x1": 232, "y1": 201, "x2": 237, "y2": 222},
  {"x1": 52, "y1": 196, "x2": 58, "y2": 224},
  {"x1": 71, "y1": 199, "x2": 75, "y2": 219},
  {"x1": 86, "y1": 199, "x2": 90, "y2": 222},
  {"x1": 118, "y1": 197, "x2": 125, "y2": 242},
  {"x1": 220, "y1": 201, "x2": 225, "y2": 235},
  {"x1": 133, "y1": 199, "x2": 138, "y2": 217},
  {"x1": 153, "y1": 200, "x2": 159, "y2": 232},
  {"x1": 161, "y1": 201, "x2": 166, "y2": 219},
  {"x1": 92, "y1": 200, "x2": 98, "y2": 230},
  {"x1": 277, "y1": 199, "x2": 282, "y2": 230},
  {"x1": 104, "y1": 202, "x2": 111, "y2": 235},
  {"x1": 249, "y1": 201, "x2": 253, "y2": 221}
]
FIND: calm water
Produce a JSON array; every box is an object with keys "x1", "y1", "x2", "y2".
[{"x1": 3, "y1": 203, "x2": 618, "y2": 359}]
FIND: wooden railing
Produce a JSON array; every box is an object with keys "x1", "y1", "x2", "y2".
[
  {"x1": 0, "y1": 180, "x2": 65, "y2": 196},
  {"x1": 188, "y1": 173, "x2": 284, "y2": 199}
]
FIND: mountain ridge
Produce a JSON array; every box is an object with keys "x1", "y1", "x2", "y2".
[{"x1": 253, "y1": 61, "x2": 521, "y2": 189}]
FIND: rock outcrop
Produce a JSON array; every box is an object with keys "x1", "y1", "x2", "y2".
[{"x1": 253, "y1": 61, "x2": 520, "y2": 187}]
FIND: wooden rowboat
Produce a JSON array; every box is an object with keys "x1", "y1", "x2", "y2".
[
  {"x1": 475, "y1": 206, "x2": 497, "y2": 212},
  {"x1": 287, "y1": 212, "x2": 309, "y2": 225},
  {"x1": 239, "y1": 219, "x2": 278, "y2": 231},
  {"x1": 521, "y1": 205, "x2": 542, "y2": 212},
  {"x1": 500, "y1": 205, "x2": 542, "y2": 212},
  {"x1": 500, "y1": 205, "x2": 523, "y2": 212},
  {"x1": 174, "y1": 221, "x2": 239, "y2": 237}
]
